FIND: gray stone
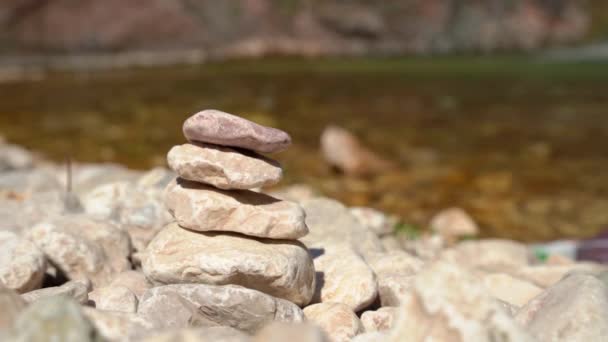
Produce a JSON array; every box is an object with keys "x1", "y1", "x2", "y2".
[
  {"x1": 0, "y1": 144, "x2": 34, "y2": 172},
  {"x1": 142, "y1": 223, "x2": 315, "y2": 306},
  {"x1": 22, "y1": 279, "x2": 90, "y2": 304},
  {"x1": 301, "y1": 198, "x2": 384, "y2": 259},
  {"x1": 165, "y1": 178, "x2": 308, "y2": 239},
  {"x1": 83, "y1": 181, "x2": 171, "y2": 252},
  {"x1": 349, "y1": 207, "x2": 395, "y2": 237},
  {"x1": 516, "y1": 273, "x2": 608, "y2": 342},
  {"x1": 0, "y1": 231, "x2": 46, "y2": 293},
  {"x1": 183, "y1": 109, "x2": 291, "y2": 154},
  {"x1": 10, "y1": 296, "x2": 104, "y2": 342},
  {"x1": 26, "y1": 214, "x2": 132, "y2": 287},
  {"x1": 167, "y1": 143, "x2": 282, "y2": 190},
  {"x1": 138, "y1": 284, "x2": 304, "y2": 334},
  {"x1": 83, "y1": 307, "x2": 153, "y2": 341}
]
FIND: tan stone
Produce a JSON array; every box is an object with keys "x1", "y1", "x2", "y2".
[
  {"x1": 366, "y1": 250, "x2": 423, "y2": 277},
  {"x1": 388, "y1": 261, "x2": 534, "y2": 342},
  {"x1": 143, "y1": 223, "x2": 315, "y2": 306},
  {"x1": 320, "y1": 125, "x2": 391, "y2": 176},
  {"x1": 430, "y1": 207, "x2": 479, "y2": 243},
  {"x1": 22, "y1": 279, "x2": 90, "y2": 304},
  {"x1": 108, "y1": 270, "x2": 152, "y2": 299},
  {"x1": 0, "y1": 231, "x2": 46, "y2": 293},
  {"x1": 139, "y1": 326, "x2": 251, "y2": 342},
  {"x1": 516, "y1": 273, "x2": 608, "y2": 342},
  {"x1": 303, "y1": 302, "x2": 363, "y2": 342},
  {"x1": 26, "y1": 214, "x2": 132, "y2": 287},
  {"x1": 349, "y1": 207, "x2": 395, "y2": 237},
  {"x1": 301, "y1": 198, "x2": 384, "y2": 259},
  {"x1": 89, "y1": 285, "x2": 138, "y2": 313},
  {"x1": 254, "y1": 322, "x2": 329, "y2": 342},
  {"x1": 183, "y1": 109, "x2": 292, "y2": 153},
  {"x1": 137, "y1": 284, "x2": 304, "y2": 334},
  {"x1": 168, "y1": 143, "x2": 282, "y2": 190},
  {"x1": 377, "y1": 274, "x2": 415, "y2": 307},
  {"x1": 360, "y1": 307, "x2": 398, "y2": 332},
  {"x1": 83, "y1": 307, "x2": 153, "y2": 341},
  {"x1": 165, "y1": 178, "x2": 308, "y2": 239},
  {"x1": 310, "y1": 243, "x2": 377, "y2": 312},
  {"x1": 482, "y1": 273, "x2": 543, "y2": 307},
  {"x1": 440, "y1": 239, "x2": 530, "y2": 272},
  {"x1": 507, "y1": 263, "x2": 607, "y2": 288},
  {"x1": 0, "y1": 284, "x2": 26, "y2": 330}
]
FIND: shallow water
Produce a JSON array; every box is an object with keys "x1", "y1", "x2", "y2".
[{"x1": 1, "y1": 58, "x2": 608, "y2": 241}]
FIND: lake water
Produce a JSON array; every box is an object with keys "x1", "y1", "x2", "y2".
[{"x1": 1, "y1": 57, "x2": 607, "y2": 241}]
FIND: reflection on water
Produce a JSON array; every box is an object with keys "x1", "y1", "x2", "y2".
[{"x1": 1, "y1": 58, "x2": 607, "y2": 241}]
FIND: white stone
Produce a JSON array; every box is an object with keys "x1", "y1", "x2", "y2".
[
  {"x1": 22, "y1": 279, "x2": 90, "y2": 304},
  {"x1": 143, "y1": 223, "x2": 315, "y2": 306},
  {"x1": 303, "y1": 302, "x2": 363, "y2": 342},
  {"x1": 168, "y1": 143, "x2": 282, "y2": 190},
  {"x1": 388, "y1": 261, "x2": 534, "y2": 342},
  {"x1": 360, "y1": 307, "x2": 398, "y2": 332},
  {"x1": 253, "y1": 322, "x2": 329, "y2": 342},
  {"x1": 137, "y1": 284, "x2": 304, "y2": 334},
  {"x1": 89, "y1": 285, "x2": 138, "y2": 313},
  {"x1": 165, "y1": 178, "x2": 309, "y2": 239},
  {"x1": 301, "y1": 198, "x2": 384, "y2": 259},
  {"x1": 430, "y1": 207, "x2": 479, "y2": 242},
  {"x1": 349, "y1": 207, "x2": 395, "y2": 237},
  {"x1": 0, "y1": 231, "x2": 46, "y2": 293},
  {"x1": 26, "y1": 214, "x2": 132, "y2": 287},
  {"x1": 440, "y1": 239, "x2": 530, "y2": 272},
  {"x1": 516, "y1": 273, "x2": 608, "y2": 342},
  {"x1": 310, "y1": 243, "x2": 377, "y2": 312},
  {"x1": 482, "y1": 273, "x2": 543, "y2": 307}
]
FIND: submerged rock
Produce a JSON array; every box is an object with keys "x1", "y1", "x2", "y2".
[{"x1": 320, "y1": 125, "x2": 391, "y2": 176}]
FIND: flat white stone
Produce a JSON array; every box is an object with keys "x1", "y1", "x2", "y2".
[
  {"x1": 168, "y1": 143, "x2": 282, "y2": 190},
  {"x1": 165, "y1": 178, "x2": 308, "y2": 239},
  {"x1": 142, "y1": 223, "x2": 315, "y2": 306}
]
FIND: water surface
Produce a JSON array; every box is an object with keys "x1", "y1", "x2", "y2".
[{"x1": 1, "y1": 58, "x2": 607, "y2": 241}]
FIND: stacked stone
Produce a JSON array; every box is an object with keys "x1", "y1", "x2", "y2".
[{"x1": 142, "y1": 109, "x2": 316, "y2": 308}]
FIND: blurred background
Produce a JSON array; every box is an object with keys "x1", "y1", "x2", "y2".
[{"x1": 0, "y1": 0, "x2": 607, "y2": 242}]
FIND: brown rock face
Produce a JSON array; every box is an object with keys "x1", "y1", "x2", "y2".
[
  {"x1": 183, "y1": 110, "x2": 291, "y2": 154},
  {"x1": 0, "y1": 1, "x2": 589, "y2": 57}
]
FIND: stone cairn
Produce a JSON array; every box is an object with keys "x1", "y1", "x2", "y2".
[{"x1": 142, "y1": 109, "x2": 316, "y2": 308}]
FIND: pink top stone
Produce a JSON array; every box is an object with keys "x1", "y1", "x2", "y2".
[{"x1": 182, "y1": 109, "x2": 292, "y2": 153}]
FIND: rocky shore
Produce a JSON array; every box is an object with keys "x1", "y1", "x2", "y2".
[{"x1": 1, "y1": 111, "x2": 608, "y2": 341}]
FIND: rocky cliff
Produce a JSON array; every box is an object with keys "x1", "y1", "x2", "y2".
[{"x1": 0, "y1": 0, "x2": 590, "y2": 57}]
